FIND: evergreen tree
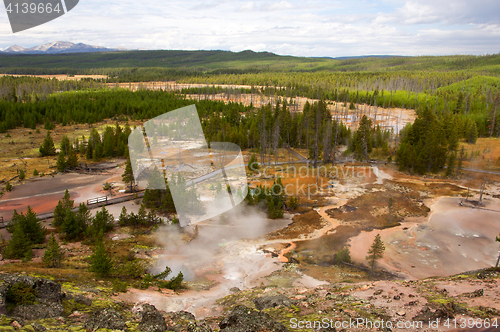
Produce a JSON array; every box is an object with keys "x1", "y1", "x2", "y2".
[
  {"x1": 85, "y1": 143, "x2": 93, "y2": 160},
  {"x1": 21, "y1": 206, "x2": 46, "y2": 244},
  {"x1": 88, "y1": 207, "x2": 114, "y2": 238},
  {"x1": 366, "y1": 234, "x2": 385, "y2": 270},
  {"x1": 89, "y1": 240, "x2": 113, "y2": 277},
  {"x1": 53, "y1": 189, "x2": 74, "y2": 227},
  {"x1": 352, "y1": 115, "x2": 373, "y2": 161},
  {"x1": 102, "y1": 126, "x2": 115, "y2": 157},
  {"x1": 118, "y1": 206, "x2": 128, "y2": 226},
  {"x1": 93, "y1": 142, "x2": 102, "y2": 161},
  {"x1": 60, "y1": 135, "x2": 71, "y2": 156},
  {"x1": 247, "y1": 153, "x2": 259, "y2": 171},
  {"x1": 19, "y1": 169, "x2": 25, "y2": 180},
  {"x1": 39, "y1": 131, "x2": 56, "y2": 157},
  {"x1": 3, "y1": 222, "x2": 32, "y2": 259},
  {"x1": 267, "y1": 199, "x2": 276, "y2": 219},
  {"x1": 446, "y1": 152, "x2": 457, "y2": 177},
  {"x1": 56, "y1": 150, "x2": 67, "y2": 172},
  {"x1": 166, "y1": 272, "x2": 184, "y2": 291},
  {"x1": 122, "y1": 158, "x2": 135, "y2": 192},
  {"x1": 333, "y1": 247, "x2": 351, "y2": 265},
  {"x1": 67, "y1": 148, "x2": 79, "y2": 169},
  {"x1": 467, "y1": 120, "x2": 478, "y2": 144},
  {"x1": 5, "y1": 181, "x2": 12, "y2": 192},
  {"x1": 62, "y1": 205, "x2": 88, "y2": 241},
  {"x1": 43, "y1": 234, "x2": 63, "y2": 268}
]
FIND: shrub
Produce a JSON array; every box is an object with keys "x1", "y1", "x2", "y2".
[
  {"x1": 19, "y1": 169, "x2": 25, "y2": 180},
  {"x1": 112, "y1": 279, "x2": 128, "y2": 293},
  {"x1": 287, "y1": 196, "x2": 299, "y2": 210},
  {"x1": 33, "y1": 169, "x2": 39, "y2": 176},
  {"x1": 5, "y1": 181, "x2": 12, "y2": 192},
  {"x1": 5, "y1": 282, "x2": 36, "y2": 312},
  {"x1": 114, "y1": 260, "x2": 145, "y2": 279},
  {"x1": 103, "y1": 182, "x2": 111, "y2": 191},
  {"x1": 333, "y1": 247, "x2": 352, "y2": 265},
  {"x1": 165, "y1": 272, "x2": 184, "y2": 291}
]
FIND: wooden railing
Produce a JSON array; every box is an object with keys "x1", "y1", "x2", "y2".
[{"x1": 87, "y1": 196, "x2": 108, "y2": 205}]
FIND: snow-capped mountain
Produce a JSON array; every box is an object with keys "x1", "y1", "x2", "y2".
[{"x1": 2, "y1": 41, "x2": 120, "y2": 54}]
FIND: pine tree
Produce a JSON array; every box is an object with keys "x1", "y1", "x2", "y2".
[
  {"x1": 118, "y1": 206, "x2": 128, "y2": 226},
  {"x1": 19, "y1": 169, "x2": 25, "y2": 180},
  {"x1": 446, "y1": 152, "x2": 457, "y2": 177},
  {"x1": 467, "y1": 121, "x2": 478, "y2": 144},
  {"x1": 85, "y1": 143, "x2": 93, "y2": 160},
  {"x1": 62, "y1": 208, "x2": 88, "y2": 241},
  {"x1": 122, "y1": 158, "x2": 135, "y2": 192},
  {"x1": 93, "y1": 142, "x2": 102, "y2": 161},
  {"x1": 53, "y1": 189, "x2": 74, "y2": 227},
  {"x1": 267, "y1": 199, "x2": 276, "y2": 219},
  {"x1": 3, "y1": 222, "x2": 32, "y2": 259},
  {"x1": 22, "y1": 206, "x2": 46, "y2": 244},
  {"x1": 60, "y1": 135, "x2": 71, "y2": 156},
  {"x1": 366, "y1": 234, "x2": 385, "y2": 270},
  {"x1": 88, "y1": 207, "x2": 114, "y2": 238},
  {"x1": 247, "y1": 153, "x2": 259, "y2": 171},
  {"x1": 5, "y1": 181, "x2": 12, "y2": 192},
  {"x1": 43, "y1": 234, "x2": 63, "y2": 268},
  {"x1": 89, "y1": 240, "x2": 113, "y2": 277},
  {"x1": 56, "y1": 150, "x2": 67, "y2": 172},
  {"x1": 67, "y1": 148, "x2": 79, "y2": 169},
  {"x1": 39, "y1": 131, "x2": 56, "y2": 157},
  {"x1": 167, "y1": 272, "x2": 184, "y2": 290}
]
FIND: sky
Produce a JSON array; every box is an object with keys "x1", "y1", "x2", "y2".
[{"x1": 0, "y1": 0, "x2": 499, "y2": 57}]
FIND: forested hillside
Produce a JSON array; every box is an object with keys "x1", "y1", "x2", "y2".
[
  {"x1": 1, "y1": 48, "x2": 500, "y2": 176},
  {"x1": 0, "y1": 50, "x2": 499, "y2": 75}
]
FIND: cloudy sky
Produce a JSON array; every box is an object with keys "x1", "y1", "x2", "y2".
[{"x1": 0, "y1": 0, "x2": 499, "y2": 57}]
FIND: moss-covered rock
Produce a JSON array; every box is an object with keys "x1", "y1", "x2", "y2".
[
  {"x1": 83, "y1": 308, "x2": 127, "y2": 331},
  {"x1": 219, "y1": 305, "x2": 287, "y2": 332}
]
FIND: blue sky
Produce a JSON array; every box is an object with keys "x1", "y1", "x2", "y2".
[{"x1": 0, "y1": 0, "x2": 499, "y2": 57}]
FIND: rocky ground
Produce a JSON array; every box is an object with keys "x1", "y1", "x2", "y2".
[{"x1": 0, "y1": 266, "x2": 499, "y2": 332}]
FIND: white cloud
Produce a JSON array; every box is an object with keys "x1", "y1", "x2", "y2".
[{"x1": 0, "y1": 0, "x2": 498, "y2": 57}]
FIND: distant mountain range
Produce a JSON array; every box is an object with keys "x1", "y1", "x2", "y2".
[{"x1": 1, "y1": 41, "x2": 122, "y2": 54}]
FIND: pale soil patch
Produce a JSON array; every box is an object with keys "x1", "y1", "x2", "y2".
[
  {"x1": 349, "y1": 196, "x2": 500, "y2": 279},
  {"x1": 0, "y1": 74, "x2": 108, "y2": 81}
]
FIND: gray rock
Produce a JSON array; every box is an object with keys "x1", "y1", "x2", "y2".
[
  {"x1": 138, "y1": 304, "x2": 167, "y2": 332},
  {"x1": 253, "y1": 295, "x2": 294, "y2": 311},
  {"x1": 65, "y1": 292, "x2": 92, "y2": 306},
  {"x1": 83, "y1": 308, "x2": 128, "y2": 331},
  {"x1": 34, "y1": 279, "x2": 62, "y2": 302},
  {"x1": 12, "y1": 303, "x2": 63, "y2": 320},
  {"x1": 0, "y1": 275, "x2": 63, "y2": 320},
  {"x1": 219, "y1": 305, "x2": 287, "y2": 332},
  {"x1": 174, "y1": 311, "x2": 196, "y2": 321},
  {"x1": 187, "y1": 322, "x2": 213, "y2": 332},
  {"x1": 31, "y1": 322, "x2": 47, "y2": 332}
]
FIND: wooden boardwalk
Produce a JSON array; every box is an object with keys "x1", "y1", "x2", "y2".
[{"x1": 0, "y1": 191, "x2": 144, "y2": 227}]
